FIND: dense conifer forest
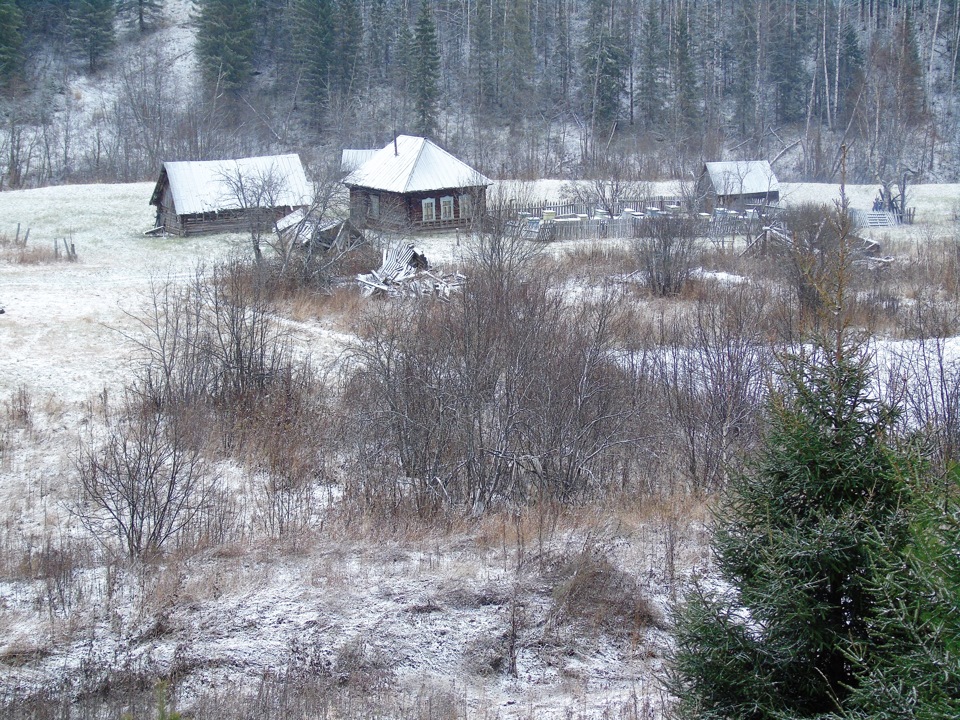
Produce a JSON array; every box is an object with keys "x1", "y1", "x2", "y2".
[{"x1": 0, "y1": 0, "x2": 956, "y2": 186}]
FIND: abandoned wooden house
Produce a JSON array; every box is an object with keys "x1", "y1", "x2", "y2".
[
  {"x1": 699, "y1": 160, "x2": 780, "y2": 212},
  {"x1": 343, "y1": 136, "x2": 492, "y2": 231},
  {"x1": 149, "y1": 154, "x2": 311, "y2": 236}
]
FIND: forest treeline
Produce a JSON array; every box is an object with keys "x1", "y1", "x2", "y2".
[{"x1": 0, "y1": 0, "x2": 957, "y2": 186}]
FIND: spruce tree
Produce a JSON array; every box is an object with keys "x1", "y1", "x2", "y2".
[
  {"x1": 331, "y1": 0, "x2": 362, "y2": 100},
  {"x1": 470, "y1": 0, "x2": 496, "y2": 114},
  {"x1": 671, "y1": 5, "x2": 698, "y2": 136},
  {"x1": 293, "y1": 0, "x2": 334, "y2": 121},
  {"x1": 581, "y1": 0, "x2": 626, "y2": 130},
  {"x1": 637, "y1": 0, "x2": 663, "y2": 131},
  {"x1": 0, "y1": 0, "x2": 23, "y2": 91},
  {"x1": 72, "y1": 0, "x2": 116, "y2": 73},
  {"x1": 839, "y1": 472, "x2": 960, "y2": 719},
  {"x1": 413, "y1": 0, "x2": 440, "y2": 137},
  {"x1": 117, "y1": 0, "x2": 162, "y2": 32},
  {"x1": 194, "y1": 0, "x2": 255, "y2": 93},
  {"x1": 670, "y1": 333, "x2": 919, "y2": 719}
]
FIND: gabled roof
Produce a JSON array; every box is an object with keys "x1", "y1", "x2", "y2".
[
  {"x1": 151, "y1": 154, "x2": 311, "y2": 216},
  {"x1": 343, "y1": 135, "x2": 492, "y2": 194},
  {"x1": 703, "y1": 160, "x2": 779, "y2": 197},
  {"x1": 341, "y1": 149, "x2": 379, "y2": 173}
]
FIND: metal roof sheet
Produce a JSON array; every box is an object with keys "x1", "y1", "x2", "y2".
[
  {"x1": 341, "y1": 149, "x2": 379, "y2": 173},
  {"x1": 704, "y1": 161, "x2": 779, "y2": 197},
  {"x1": 153, "y1": 154, "x2": 311, "y2": 216},
  {"x1": 343, "y1": 136, "x2": 491, "y2": 194}
]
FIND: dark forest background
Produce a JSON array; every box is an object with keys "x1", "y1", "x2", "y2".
[{"x1": 0, "y1": 0, "x2": 955, "y2": 187}]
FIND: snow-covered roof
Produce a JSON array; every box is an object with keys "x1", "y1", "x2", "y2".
[
  {"x1": 341, "y1": 149, "x2": 379, "y2": 173},
  {"x1": 704, "y1": 161, "x2": 779, "y2": 197},
  {"x1": 151, "y1": 154, "x2": 311, "y2": 215},
  {"x1": 343, "y1": 136, "x2": 492, "y2": 194}
]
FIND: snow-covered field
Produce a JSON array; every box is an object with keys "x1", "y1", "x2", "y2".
[{"x1": 0, "y1": 180, "x2": 957, "y2": 717}]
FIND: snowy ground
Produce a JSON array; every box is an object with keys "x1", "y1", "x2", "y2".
[{"x1": 0, "y1": 180, "x2": 957, "y2": 717}]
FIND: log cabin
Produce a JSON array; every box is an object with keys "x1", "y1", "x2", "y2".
[
  {"x1": 149, "y1": 154, "x2": 311, "y2": 236},
  {"x1": 699, "y1": 160, "x2": 780, "y2": 212},
  {"x1": 343, "y1": 136, "x2": 492, "y2": 231}
]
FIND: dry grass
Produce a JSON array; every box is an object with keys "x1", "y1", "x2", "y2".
[{"x1": 0, "y1": 232, "x2": 77, "y2": 264}]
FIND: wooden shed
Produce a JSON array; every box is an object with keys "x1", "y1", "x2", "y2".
[
  {"x1": 699, "y1": 160, "x2": 780, "y2": 212},
  {"x1": 343, "y1": 136, "x2": 492, "y2": 231},
  {"x1": 149, "y1": 154, "x2": 311, "y2": 236}
]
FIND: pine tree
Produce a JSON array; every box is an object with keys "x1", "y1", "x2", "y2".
[
  {"x1": 364, "y1": 0, "x2": 391, "y2": 86},
  {"x1": 72, "y1": 0, "x2": 116, "y2": 73},
  {"x1": 0, "y1": 0, "x2": 23, "y2": 91},
  {"x1": 413, "y1": 0, "x2": 440, "y2": 137},
  {"x1": 194, "y1": 0, "x2": 256, "y2": 93},
  {"x1": 670, "y1": 331, "x2": 919, "y2": 718},
  {"x1": 730, "y1": 2, "x2": 758, "y2": 136},
  {"x1": 768, "y1": 4, "x2": 808, "y2": 124}
]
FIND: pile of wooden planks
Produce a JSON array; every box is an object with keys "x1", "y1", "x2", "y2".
[{"x1": 357, "y1": 242, "x2": 465, "y2": 299}]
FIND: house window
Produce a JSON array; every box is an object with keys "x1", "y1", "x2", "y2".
[
  {"x1": 440, "y1": 196, "x2": 454, "y2": 220},
  {"x1": 422, "y1": 198, "x2": 436, "y2": 222},
  {"x1": 369, "y1": 194, "x2": 380, "y2": 219},
  {"x1": 459, "y1": 194, "x2": 473, "y2": 219}
]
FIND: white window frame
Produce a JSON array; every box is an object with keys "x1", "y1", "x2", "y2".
[
  {"x1": 459, "y1": 194, "x2": 473, "y2": 219},
  {"x1": 369, "y1": 193, "x2": 380, "y2": 218},
  {"x1": 421, "y1": 197, "x2": 436, "y2": 222},
  {"x1": 440, "y1": 195, "x2": 454, "y2": 221}
]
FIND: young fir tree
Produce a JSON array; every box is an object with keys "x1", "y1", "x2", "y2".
[
  {"x1": 839, "y1": 470, "x2": 960, "y2": 719},
  {"x1": 413, "y1": 0, "x2": 440, "y2": 137},
  {"x1": 0, "y1": 0, "x2": 23, "y2": 91},
  {"x1": 669, "y1": 200, "x2": 925, "y2": 719}
]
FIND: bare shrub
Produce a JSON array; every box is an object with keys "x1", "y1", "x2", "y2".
[
  {"x1": 341, "y1": 274, "x2": 653, "y2": 513},
  {"x1": 881, "y1": 305, "x2": 960, "y2": 477},
  {"x1": 544, "y1": 539, "x2": 660, "y2": 638},
  {"x1": 125, "y1": 260, "x2": 328, "y2": 540},
  {"x1": 653, "y1": 284, "x2": 772, "y2": 491},
  {"x1": 75, "y1": 408, "x2": 219, "y2": 559},
  {"x1": 633, "y1": 216, "x2": 699, "y2": 296}
]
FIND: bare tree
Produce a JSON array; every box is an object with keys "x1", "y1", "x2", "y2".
[{"x1": 75, "y1": 410, "x2": 216, "y2": 558}]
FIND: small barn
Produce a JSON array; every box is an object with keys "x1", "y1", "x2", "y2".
[
  {"x1": 343, "y1": 136, "x2": 492, "y2": 231},
  {"x1": 150, "y1": 154, "x2": 311, "y2": 236},
  {"x1": 699, "y1": 160, "x2": 780, "y2": 212}
]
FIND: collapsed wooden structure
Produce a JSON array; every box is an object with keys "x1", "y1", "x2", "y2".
[
  {"x1": 357, "y1": 243, "x2": 465, "y2": 299},
  {"x1": 149, "y1": 154, "x2": 311, "y2": 236}
]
